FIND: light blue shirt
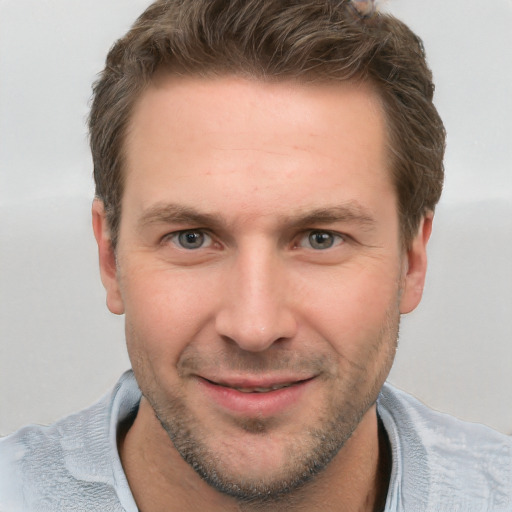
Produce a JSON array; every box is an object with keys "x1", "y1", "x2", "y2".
[{"x1": 1, "y1": 371, "x2": 511, "y2": 511}]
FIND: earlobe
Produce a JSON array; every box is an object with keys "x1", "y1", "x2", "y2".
[
  {"x1": 399, "y1": 213, "x2": 433, "y2": 314},
  {"x1": 92, "y1": 199, "x2": 125, "y2": 315}
]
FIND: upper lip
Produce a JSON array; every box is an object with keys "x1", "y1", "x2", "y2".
[{"x1": 199, "y1": 375, "x2": 316, "y2": 389}]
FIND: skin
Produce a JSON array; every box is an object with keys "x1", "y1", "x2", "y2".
[{"x1": 93, "y1": 76, "x2": 432, "y2": 511}]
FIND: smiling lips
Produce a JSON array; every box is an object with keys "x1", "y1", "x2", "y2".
[
  {"x1": 199, "y1": 376, "x2": 315, "y2": 417},
  {"x1": 206, "y1": 378, "x2": 308, "y2": 393}
]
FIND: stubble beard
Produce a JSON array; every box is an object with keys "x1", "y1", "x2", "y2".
[
  {"x1": 150, "y1": 384, "x2": 367, "y2": 505},
  {"x1": 140, "y1": 310, "x2": 400, "y2": 506}
]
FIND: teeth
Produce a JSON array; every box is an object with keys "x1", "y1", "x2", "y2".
[{"x1": 233, "y1": 383, "x2": 292, "y2": 393}]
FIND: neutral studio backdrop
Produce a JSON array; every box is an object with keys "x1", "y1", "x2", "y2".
[{"x1": 1, "y1": 0, "x2": 511, "y2": 436}]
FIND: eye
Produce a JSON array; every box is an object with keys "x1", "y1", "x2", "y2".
[
  {"x1": 299, "y1": 230, "x2": 345, "y2": 250},
  {"x1": 170, "y1": 230, "x2": 213, "y2": 250}
]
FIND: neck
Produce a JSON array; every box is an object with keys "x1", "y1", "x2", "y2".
[{"x1": 119, "y1": 398, "x2": 390, "y2": 512}]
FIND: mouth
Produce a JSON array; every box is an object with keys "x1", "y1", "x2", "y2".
[
  {"x1": 204, "y1": 379, "x2": 310, "y2": 394},
  {"x1": 197, "y1": 376, "x2": 316, "y2": 417}
]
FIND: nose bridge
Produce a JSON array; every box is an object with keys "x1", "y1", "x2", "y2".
[{"x1": 215, "y1": 239, "x2": 297, "y2": 351}]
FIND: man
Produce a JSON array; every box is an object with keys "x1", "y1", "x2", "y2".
[{"x1": 1, "y1": 0, "x2": 510, "y2": 510}]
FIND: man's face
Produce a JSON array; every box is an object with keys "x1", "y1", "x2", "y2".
[{"x1": 94, "y1": 76, "x2": 428, "y2": 499}]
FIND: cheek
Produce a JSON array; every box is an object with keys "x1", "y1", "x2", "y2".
[
  {"x1": 295, "y1": 264, "x2": 401, "y2": 353},
  {"x1": 121, "y1": 268, "x2": 218, "y2": 366}
]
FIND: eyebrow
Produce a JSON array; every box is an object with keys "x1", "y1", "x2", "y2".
[
  {"x1": 138, "y1": 204, "x2": 225, "y2": 231},
  {"x1": 137, "y1": 202, "x2": 377, "y2": 232},
  {"x1": 287, "y1": 205, "x2": 377, "y2": 231}
]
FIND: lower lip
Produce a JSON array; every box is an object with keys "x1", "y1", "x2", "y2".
[{"x1": 198, "y1": 378, "x2": 313, "y2": 417}]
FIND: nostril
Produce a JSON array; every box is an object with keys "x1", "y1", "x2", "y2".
[{"x1": 214, "y1": 281, "x2": 298, "y2": 351}]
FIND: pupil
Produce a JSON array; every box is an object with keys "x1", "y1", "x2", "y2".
[{"x1": 310, "y1": 231, "x2": 333, "y2": 249}]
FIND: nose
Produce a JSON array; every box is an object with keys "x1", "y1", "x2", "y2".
[{"x1": 215, "y1": 244, "x2": 298, "y2": 352}]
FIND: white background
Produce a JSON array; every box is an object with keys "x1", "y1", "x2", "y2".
[{"x1": 1, "y1": 0, "x2": 511, "y2": 435}]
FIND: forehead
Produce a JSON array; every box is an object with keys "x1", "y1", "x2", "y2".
[{"x1": 122, "y1": 75, "x2": 394, "y2": 227}]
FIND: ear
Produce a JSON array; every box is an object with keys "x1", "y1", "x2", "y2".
[
  {"x1": 399, "y1": 212, "x2": 433, "y2": 314},
  {"x1": 92, "y1": 199, "x2": 125, "y2": 315}
]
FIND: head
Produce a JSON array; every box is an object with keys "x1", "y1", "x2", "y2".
[
  {"x1": 90, "y1": 0, "x2": 445, "y2": 250},
  {"x1": 90, "y1": 0, "x2": 444, "y2": 505}
]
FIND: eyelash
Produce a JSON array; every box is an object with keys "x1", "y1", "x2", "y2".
[
  {"x1": 166, "y1": 230, "x2": 214, "y2": 250},
  {"x1": 296, "y1": 230, "x2": 346, "y2": 250},
  {"x1": 164, "y1": 229, "x2": 346, "y2": 251}
]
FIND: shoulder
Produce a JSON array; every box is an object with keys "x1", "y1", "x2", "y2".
[
  {"x1": 0, "y1": 371, "x2": 140, "y2": 512},
  {"x1": 379, "y1": 383, "x2": 512, "y2": 511}
]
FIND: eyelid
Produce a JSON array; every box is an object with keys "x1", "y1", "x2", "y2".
[
  {"x1": 164, "y1": 228, "x2": 214, "y2": 249},
  {"x1": 295, "y1": 229, "x2": 346, "y2": 250}
]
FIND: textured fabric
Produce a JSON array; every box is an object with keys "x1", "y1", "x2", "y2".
[
  {"x1": 1, "y1": 371, "x2": 511, "y2": 511},
  {"x1": 378, "y1": 386, "x2": 512, "y2": 512},
  {"x1": 0, "y1": 371, "x2": 140, "y2": 512}
]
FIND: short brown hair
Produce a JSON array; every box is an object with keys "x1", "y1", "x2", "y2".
[{"x1": 89, "y1": 0, "x2": 445, "y2": 248}]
